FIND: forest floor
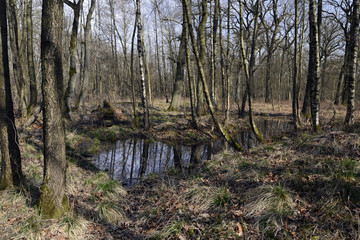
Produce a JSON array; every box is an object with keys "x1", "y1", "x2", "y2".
[{"x1": 1, "y1": 99, "x2": 360, "y2": 239}]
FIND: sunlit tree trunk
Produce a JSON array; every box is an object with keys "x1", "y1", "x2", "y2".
[
  {"x1": 308, "y1": 0, "x2": 321, "y2": 131},
  {"x1": 239, "y1": 0, "x2": 264, "y2": 143},
  {"x1": 211, "y1": 0, "x2": 220, "y2": 107},
  {"x1": 168, "y1": 26, "x2": 186, "y2": 111},
  {"x1": 26, "y1": 0, "x2": 37, "y2": 109},
  {"x1": 64, "y1": 0, "x2": 84, "y2": 120},
  {"x1": 77, "y1": 0, "x2": 96, "y2": 108},
  {"x1": 184, "y1": 10, "x2": 197, "y2": 128},
  {"x1": 344, "y1": 0, "x2": 359, "y2": 125},
  {"x1": 130, "y1": 9, "x2": 138, "y2": 128},
  {"x1": 136, "y1": 0, "x2": 150, "y2": 130},
  {"x1": 183, "y1": 0, "x2": 243, "y2": 151},
  {"x1": 196, "y1": 0, "x2": 208, "y2": 116},
  {"x1": 39, "y1": 0, "x2": 68, "y2": 218}
]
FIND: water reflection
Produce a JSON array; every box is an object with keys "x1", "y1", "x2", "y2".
[
  {"x1": 94, "y1": 139, "x2": 215, "y2": 186},
  {"x1": 93, "y1": 119, "x2": 293, "y2": 185}
]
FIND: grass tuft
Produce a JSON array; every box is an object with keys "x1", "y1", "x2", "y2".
[
  {"x1": 245, "y1": 184, "x2": 297, "y2": 236},
  {"x1": 96, "y1": 200, "x2": 126, "y2": 223},
  {"x1": 60, "y1": 211, "x2": 88, "y2": 238}
]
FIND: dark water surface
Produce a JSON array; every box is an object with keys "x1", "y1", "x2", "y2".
[{"x1": 93, "y1": 119, "x2": 293, "y2": 186}]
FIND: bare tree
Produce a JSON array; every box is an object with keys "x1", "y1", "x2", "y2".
[
  {"x1": 26, "y1": 0, "x2": 37, "y2": 109},
  {"x1": 0, "y1": 0, "x2": 22, "y2": 188},
  {"x1": 77, "y1": 0, "x2": 96, "y2": 108},
  {"x1": 344, "y1": 0, "x2": 359, "y2": 125},
  {"x1": 39, "y1": 0, "x2": 69, "y2": 218},
  {"x1": 308, "y1": 0, "x2": 321, "y2": 131},
  {"x1": 136, "y1": 0, "x2": 150, "y2": 129},
  {"x1": 64, "y1": 0, "x2": 84, "y2": 119},
  {"x1": 183, "y1": 0, "x2": 243, "y2": 151},
  {"x1": 168, "y1": 25, "x2": 186, "y2": 111},
  {"x1": 238, "y1": 0, "x2": 264, "y2": 142}
]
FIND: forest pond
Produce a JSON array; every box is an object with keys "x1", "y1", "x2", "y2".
[{"x1": 93, "y1": 119, "x2": 293, "y2": 186}]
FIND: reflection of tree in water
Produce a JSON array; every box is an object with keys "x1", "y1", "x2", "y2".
[
  {"x1": 173, "y1": 145, "x2": 182, "y2": 171},
  {"x1": 130, "y1": 139, "x2": 137, "y2": 184},
  {"x1": 94, "y1": 120, "x2": 294, "y2": 185},
  {"x1": 139, "y1": 140, "x2": 149, "y2": 178},
  {"x1": 189, "y1": 145, "x2": 201, "y2": 173}
]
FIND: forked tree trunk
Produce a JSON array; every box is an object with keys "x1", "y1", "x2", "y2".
[
  {"x1": 183, "y1": 0, "x2": 243, "y2": 151},
  {"x1": 239, "y1": 0, "x2": 264, "y2": 143},
  {"x1": 168, "y1": 26, "x2": 186, "y2": 111},
  {"x1": 184, "y1": 12, "x2": 197, "y2": 128},
  {"x1": 77, "y1": 0, "x2": 96, "y2": 108},
  {"x1": 39, "y1": 0, "x2": 69, "y2": 218},
  {"x1": 64, "y1": 0, "x2": 84, "y2": 119}
]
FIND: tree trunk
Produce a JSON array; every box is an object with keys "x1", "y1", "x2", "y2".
[
  {"x1": 130, "y1": 10, "x2": 138, "y2": 128},
  {"x1": 224, "y1": 0, "x2": 231, "y2": 121},
  {"x1": 0, "y1": 16, "x2": 13, "y2": 189},
  {"x1": 308, "y1": 0, "x2": 321, "y2": 131},
  {"x1": 0, "y1": 0, "x2": 22, "y2": 187},
  {"x1": 168, "y1": 26, "x2": 186, "y2": 111},
  {"x1": 136, "y1": 0, "x2": 150, "y2": 130},
  {"x1": 292, "y1": 0, "x2": 299, "y2": 128},
  {"x1": 334, "y1": 63, "x2": 345, "y2": 105},
  {"x1": 39, "y1": 0, "x2": 69, "y2": 218},
  {"x1": 26, "y1": 0, "x2": 37, "y2": 109},
  {"x1": 344, "y1": 0, "x2": 359, "y2": 125},
  {"x1": 184, "y1": 10, "x2": 197, "y2": 128},
  {"x1": 239, "y1": 0, "x2": 264, "y2": 143},
  {"x1": 211, "y1": 0, "x2": 220, "y2": 107},
  {"x1": 183, "y1": 0, "x2": 243, "y2": 151},
  {"x1": 8, "y1": 0, "x2": 28, "y2": 117},
  {"x1": 64, "y1": 0, "x2": 84, "y2": 120},
  {"x1": 196, "y1": 0, "x2": 208, "y2": 116},
  {"x1": 77, "y1": 0, "x2": 96, "y2": 108}
]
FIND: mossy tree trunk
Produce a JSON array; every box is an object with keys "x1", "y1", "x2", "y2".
[
  {"x1": 39, "y1": 0, "x2": 68, "y2": 218},
  {"x1": 168, "y1": 26, "x2": 186, "y2": 112},
  {"x1": 183, "y1": 0, "x2": 243, "y2": 151},
  {"x1": 184, "y1": 10, "x2": 197, "y2": 128},
  {"x1": 196, "y1": 0, "x2": 208, "y2": 116},
  {"x1": 238, "y1": 0, "x2": 264, "y2": 143},
  {"x1": 210, "y1": 0, "x2": 220, "y2": 107},
  {"x1": 64, "y1": 0, "x2": 84, "y2": 120}
]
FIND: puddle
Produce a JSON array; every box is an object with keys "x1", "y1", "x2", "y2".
[{"x1": 93, "y1": 119, "x2": 293, "y2": 186}]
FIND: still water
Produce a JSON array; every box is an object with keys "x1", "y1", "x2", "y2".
[{"x1": 93, "y1": 119, "x2": 293, "y2": 185}]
